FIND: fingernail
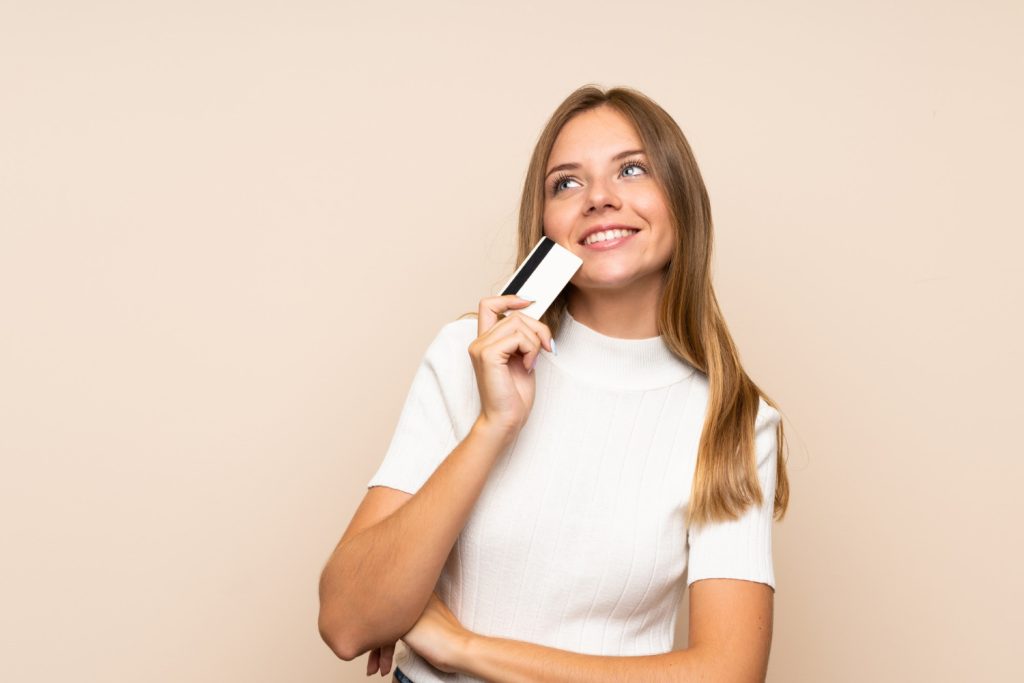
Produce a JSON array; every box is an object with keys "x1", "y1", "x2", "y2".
[{"x1": 551, "y1": 339, "x2": 558, "y2": 356}]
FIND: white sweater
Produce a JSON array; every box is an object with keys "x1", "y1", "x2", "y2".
[{"x1": 367, "y1": 307, "x2": 781, "y2": 682}]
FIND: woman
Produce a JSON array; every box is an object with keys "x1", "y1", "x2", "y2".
[{"x1": 318, "y1": 84, "x2": 791, "y2": 682}]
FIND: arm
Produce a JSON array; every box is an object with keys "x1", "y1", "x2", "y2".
[
  {"x1": 318, "y1": 417, "x2": 514, "y2": 660},
  {"x1": 460, "y1": 637, "x2": 704, "y2": 682},
  {"x1": 455, "y1": 578, "x2": 773, "y2": 683}
]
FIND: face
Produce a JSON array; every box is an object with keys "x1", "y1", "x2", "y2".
[{"x1": 542, "y1": 105, "x2": 675, "y2": 295}]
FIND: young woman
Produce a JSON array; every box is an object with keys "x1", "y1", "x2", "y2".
[{"x1": 318, "y1": 84, "x2": 791, "y2": 682}]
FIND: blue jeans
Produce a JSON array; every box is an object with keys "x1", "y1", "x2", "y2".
[{"x1": 393, "y1": 666, "x2": 413, "y2": 683}]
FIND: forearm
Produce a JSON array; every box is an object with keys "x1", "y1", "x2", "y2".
[
  {"x1": 459, "y1": 634, "x2": 710, "y2": 683},
  {"x1": 320, "y1": 417, "x2": 514, "y2": 657}
]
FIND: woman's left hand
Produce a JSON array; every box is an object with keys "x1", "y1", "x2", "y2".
[{"x1": 401, "y1": 591, "x2": 473, "y2": 674}]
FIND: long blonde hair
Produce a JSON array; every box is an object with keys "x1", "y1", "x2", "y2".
[{"x1": 460, "y1": 84, "x2": 789, "y2": 529}]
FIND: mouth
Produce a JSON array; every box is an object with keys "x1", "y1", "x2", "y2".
[{"x1": 580, "y1": 228, "x2": 640, "y2": 251}]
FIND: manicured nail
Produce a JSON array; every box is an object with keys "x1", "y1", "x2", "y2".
[{"x1": 551, "y1": 339, "x2": 558, "y2": 355}]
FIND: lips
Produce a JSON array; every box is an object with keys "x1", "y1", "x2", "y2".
[
  {"x1": 580, "y1": 229, "x2": 639, "y2": 251},
  {"x1": 577, "y1": 224, "x2": 640, "y2": 245}
]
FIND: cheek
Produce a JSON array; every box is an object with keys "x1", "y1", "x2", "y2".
[
  {"x1": 633, "y1": 193, "x2": 674, "y2": 247},
  {"x1": 634, "y1": 194, "x2": 675, "y2": 232},
  {"x1": 633, "y1": 189, "x2": 670, "y2": 221},
  {"x1": 543, "y1": 205, "x2": 572, "y2": 238}
]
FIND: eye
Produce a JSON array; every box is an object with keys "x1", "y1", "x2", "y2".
[
  {"x1": 551, "y1": 172, "x2": 578, "y2": 195},
  {"x1": 550, "y1": 159, "x2": 650, "y2": 196},
  {"x1": 620, "y1": 159, "x2": 649, "y2": 177}
]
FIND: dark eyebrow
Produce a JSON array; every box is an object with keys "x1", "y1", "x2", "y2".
[{"x1": 545, "y1": 149, "x2": 646, "y2": 179}]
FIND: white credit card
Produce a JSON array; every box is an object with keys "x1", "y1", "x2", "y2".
[{"x1": 496, "y1": 236, "x2": 583, "y2": 320}]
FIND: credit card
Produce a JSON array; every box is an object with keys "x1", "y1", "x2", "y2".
[{"x1": 497, "y1": 236, "x2": 583, "y2": 320}]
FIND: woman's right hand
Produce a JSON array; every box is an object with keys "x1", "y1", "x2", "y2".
[{"x1": 469, "y1": 294, "x2": 554, "y2": 437}]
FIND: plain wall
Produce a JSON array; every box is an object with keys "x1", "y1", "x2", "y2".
[{"x1": 1, "y1": 1, "x2": 1021, "y2": 680}]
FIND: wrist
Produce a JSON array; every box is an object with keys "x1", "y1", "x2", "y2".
[
  {"x1": 454, "y1": 631, "x2": 488, "y2": 677},
  {"x1": 472, "y1": 415, "x2": 517, "y2": 447}
]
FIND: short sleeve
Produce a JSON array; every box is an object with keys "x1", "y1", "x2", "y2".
[
  {"x1": 366, "y1": 322, "x2": 468, "y2": 495},
  {"x1": 686, "y1": 398, "x2": 781, "y2": 591}
]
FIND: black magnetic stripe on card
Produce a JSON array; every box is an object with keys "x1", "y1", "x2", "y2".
[{"x1": 501, "y1": 237, "x2": 554, "y2": 295}]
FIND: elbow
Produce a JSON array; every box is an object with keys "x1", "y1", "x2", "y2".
[
  {"x1": 319, "y1": 604, "x2": 416, "y2": 664},
  {"x1": 317, "y1": 568, "x2": 414, "y2": 661},
  {"x1": 318, "y1": 607, "x2": 359, "y2": 661},
  {"x1": 318, "y1": 573, "x2": 359, "y2": 661}
]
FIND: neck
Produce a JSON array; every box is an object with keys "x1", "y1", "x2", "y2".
[
  {"x1": 545, "y1": 307, "x2": 695, "y2": 391},
  {"x1": 565, "y1": 271, "x2": 666, "y2": 338}
]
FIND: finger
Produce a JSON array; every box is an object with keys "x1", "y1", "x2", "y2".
[
  {"x1": 480, "y1": 327, "x2": 542, "y2": 373},
  {"x1": 493, "y1": 316, "x2": 547, "y2": 371},
  {"x1": 502, "y1": 310, "x2": 555, "y2": 353},
  {"x1": 380, "y1": 642, "x2": 396, "y2": 676},
  {"x1": 367, "y1": 647, "x2": 380, "y2": 675},
  {"x1": 478, "y1": 294, "x2": 533, "y2": 337}
]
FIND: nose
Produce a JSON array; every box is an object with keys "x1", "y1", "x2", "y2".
[{"x1": 584, "y1": 176, "x2": 622, "y2": 214}]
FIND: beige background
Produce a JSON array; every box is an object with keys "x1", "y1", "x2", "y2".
[{"x1": 1, "y1": 1, "x2": 1021, "y2": 681}]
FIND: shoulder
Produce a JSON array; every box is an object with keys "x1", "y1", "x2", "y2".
[
  {"x1": 680, "y1": 370, "x2": 780, "y2": 429},
  {"x1": 417, "y1": 317, "x2": 477, "y2": 379},
  {"x1": 438, "y1": 317, "x2": 477, "y2": 346},
  {"x1": 426, "y1": 317, "x2": 476, "y2": 361},
  {"x1": 752, "y1": 396, "x2": 782, "y2": 474},
  {"x1": 755, "y1": 395, "x2": 782, "y2": 430}
]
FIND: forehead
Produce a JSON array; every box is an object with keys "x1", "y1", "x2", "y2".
[{"x1": 549, "y1": 107, "x2": 641, "y2": 162}]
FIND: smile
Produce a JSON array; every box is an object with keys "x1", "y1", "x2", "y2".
[{"x1": 581, "y1": 229, "x2": 639, "y2": 251}]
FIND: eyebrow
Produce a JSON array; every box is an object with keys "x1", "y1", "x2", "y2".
[{"x1": 545, "y1": 149, "x2": 646, "y2": 179}]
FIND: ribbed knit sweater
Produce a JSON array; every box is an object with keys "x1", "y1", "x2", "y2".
[{"x1": 367, "y1": 307, "x2": 781, "y2": 682}]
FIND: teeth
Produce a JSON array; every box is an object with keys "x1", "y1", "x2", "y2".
[{"x1": 584, "y1": 228, "x2": 638, "y2": 246}]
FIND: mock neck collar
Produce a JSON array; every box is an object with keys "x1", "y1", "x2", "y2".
[{"x1": 542, "y1": 308, "x2": 696, "y2": 391}]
